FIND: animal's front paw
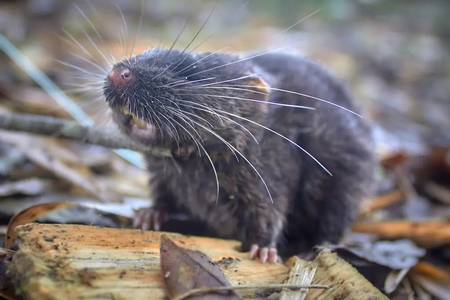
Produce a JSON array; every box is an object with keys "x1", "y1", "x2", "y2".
[
  {"x1": 249, "y1": 244, "x2": 281, "y2": 264},
  {"x1": 132, "y1": 206, "x2": 168, "y2": 231}
]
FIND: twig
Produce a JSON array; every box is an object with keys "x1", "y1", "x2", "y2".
[
  {"x1": 359, "y1": 190, "x2": 406, "y2": 216},
  {"x1": 171, "y1": 284, "x2": 329, "y2": 300},
  {"x1": 0, "y1": 112, "x2": 173, "y2": 157},
  {"x1": 0, "y1": 247, "x2": 16, "y2": 255}
]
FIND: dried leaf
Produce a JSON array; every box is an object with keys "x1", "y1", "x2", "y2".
[
  {"x1": 384, "y1": 268, "x2": 410, "y2": 294},
  {"x1": 380, "y1": 152, "x2": 409, "y2": 169},
  {"x1": 159, "y1": 234, "x2": 242, "y2": 300},
  {"x1": 319, "y1": 239, "x2": 425, "y2": 270},
  {"x1": 5, "y1": 202, "x2": 77, "y2": 249}
]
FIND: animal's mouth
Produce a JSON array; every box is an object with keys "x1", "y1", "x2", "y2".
[
  {"x1": 122, "y1": 106, "x2": 148, "y2": 129},
  {"x1": 120, "y1": 106, "x2": 157, "y2": 140}
]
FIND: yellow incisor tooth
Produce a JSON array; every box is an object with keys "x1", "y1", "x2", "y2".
[
  {"x1": 132, "y1": 115, "x2": 148, "y2": 129},
  {"x1": 122, "y1": 106, "x2": 147, "y2": 129}
]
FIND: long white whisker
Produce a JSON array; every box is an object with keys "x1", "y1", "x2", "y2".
[
  {"x1": 178, "y1": 1, "x2": 216, "y2": 57},
  {"x1": 69, "y1": 52, "x2": 107, "y2": 73},
  {"x1": 197, "y1": 74, "x2": 257, "y2": 87},
  {"x1": 176, "y1": 92, "x2": 316, "y2": 110},
  {"x1": 186, "y1": 44, "x2": 299, "y2": 78},
  {"x1": 55, "y1": 60, "x2": 104, "y2": 77},
  {"x1": 167, "y1": 2, "x2": 217, "y2": 73},
  {"x1": 204, "y1": 105, "x2": 332, "y2": 176},
  {"x1": 168, "y1": 109, "x2": 205, "y2": 151},
  {"x1": 172, "y1": 112, "x2": 273, "y2": 203},
  {"x1": 167, "y1": 110, "x2": 203, "y2": 154},
  {"x1": 130, "y1": 0, "x2": 144, "y2": 58},
  {"x1": 164, "y1": 77, "x2": 216, "y2": 88},
  {"x1": 73, "y1": 4, "x2": 115, "y2": 66},
  {"x1": 173, "y1": 106, "x2": 215, "y2": 129},
  {"x1": 277, "y1": 9, "x2": 321, "y2": 36},
  {"x1": 226, "y1": 85, "x2": 362, "y2": 117},
  {"x1": 171, "y1": 46, "x2": 229, "y2": 76},
  {"x1": 61, "y1": 29, "x2": 103, "y2": 67},
  {"x1": 83, "y1": 31, "x2": 113, "y2": 68},
  {"x1": 73, "y1": 4, "x2": 105, "y2": 44},
  {"x1": 166, "y1": 115, "x2": 220, "y2": 203},
  {"x1": 176, "y1": 100, "x2": 259, "y2": 144}
]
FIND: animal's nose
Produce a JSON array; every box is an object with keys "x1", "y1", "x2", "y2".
[{"x1": 107, "y1": 67, "x2": 132, "y2": 85}]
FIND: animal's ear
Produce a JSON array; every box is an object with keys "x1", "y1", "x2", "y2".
[{"x1": 246, "y1": 74, "x2": 270, "y2": 96}]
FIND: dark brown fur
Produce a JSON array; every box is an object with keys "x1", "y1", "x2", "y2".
[{"x1": 104, "y1": 49, "x2": 377, "y2": 260}]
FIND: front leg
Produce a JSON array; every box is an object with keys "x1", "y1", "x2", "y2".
[
  {"x1": 132, "y1": 186, "x2": 181, "y2": 231},
  {"x1": 132, "y1": 203, "x2": 169, "y2": 231},
  {"x1": 239, "y1": 202, "x2": 286, "y2": 263}
]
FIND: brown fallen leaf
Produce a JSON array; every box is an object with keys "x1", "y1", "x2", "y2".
[
  {"x1": 380, "y1": 152, "x2": 409, "y2": 169},
  {"x1": 159, "y1": 234, "x2": 242, "y2": 300},
  {"x1": 5, "y1": 202, "x2": 77, "y2": 249}
]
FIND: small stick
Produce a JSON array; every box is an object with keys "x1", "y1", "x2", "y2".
[
  {"x1": 172, "y1": 284, "x2": 329, "y2": 300},
  {"x1": 359, "y1": 190, "x2": 405, "y2": 216},
  {"x1": 0, "y1": 111, "x2": 173, "y2": 157}
]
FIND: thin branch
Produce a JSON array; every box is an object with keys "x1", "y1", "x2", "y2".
[{"x1": 0, "y1": 112, "x2": 174, "y2": 157}]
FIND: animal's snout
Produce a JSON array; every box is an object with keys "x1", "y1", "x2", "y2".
[{"x1": 107, "y1": 66, "x2": 132, "y2": 86}]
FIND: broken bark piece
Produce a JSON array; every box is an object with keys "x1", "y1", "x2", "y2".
[
  {"x1": 279, "y1": 258, "x2": 317, "y2": 300},
  {"x1": 160, "y1": 234, "x2": 242, "y2": 300},
  {"x1": 280, "y1": 250, "x2": 388, "y2": 300}
]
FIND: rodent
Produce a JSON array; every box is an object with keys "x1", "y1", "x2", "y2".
[{"x1": 103, "y1": 48, "x2": 377, "y2": 263}]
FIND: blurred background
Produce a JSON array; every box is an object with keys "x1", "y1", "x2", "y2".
[
  {"x1": 1, "y1": 1, "x2": 450, "y2": 298},
  {"x1": 1, "y1": 0, "x2": 449, "y2": 147}
]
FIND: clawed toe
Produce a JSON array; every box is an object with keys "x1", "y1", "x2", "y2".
[
  {"x1": 132, "y1": 207, "x2": 168, "y2": 231},
  {"x1": 249, "y1": 244, "x2": 281, "y2": 263}
]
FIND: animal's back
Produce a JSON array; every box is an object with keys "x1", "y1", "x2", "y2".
[{"x1": 249, "y1": 51, "x2": 377, "y2": 257}]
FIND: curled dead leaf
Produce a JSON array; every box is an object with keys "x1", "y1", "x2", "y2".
[{"x1": 5, "y1": 202, "x2": 77, "y2": 249}]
